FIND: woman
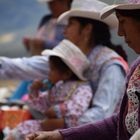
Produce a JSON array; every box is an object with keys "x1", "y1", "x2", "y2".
[
  {"x1": 25, "y1": 1, "x2": 140, "y2": 140},
  {"x1": 57, "y1": 0, "x2": 128, "y2": 125}
]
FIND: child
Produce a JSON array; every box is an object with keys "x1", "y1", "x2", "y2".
[{"x1": 4, "y1": 39, "x2": 92, "y2": 140}]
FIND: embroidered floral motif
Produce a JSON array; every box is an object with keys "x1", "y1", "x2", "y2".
[{"x1": 125, "y1": 65, "x2": 140, "y2": 135}]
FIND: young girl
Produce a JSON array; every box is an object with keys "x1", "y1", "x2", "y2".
[{"x1": 4, "y1": 39, "x2": 92, "y2": 140}]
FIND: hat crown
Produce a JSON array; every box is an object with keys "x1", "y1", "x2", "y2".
[
  {"x1": 71, "y1": 0, "x2": 108, "y2": 12},
  {"x1": 42, "y1": 39, "x2": 90, "y2": 80},
  {"x1": 58, "y1": 0, "x2": 118, "y2": 28},
  {"x1": 53, "y1": 40, "x2": 90, "y2": 75}
]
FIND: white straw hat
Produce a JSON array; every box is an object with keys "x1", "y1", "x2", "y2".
[
  {"x1": 58, "y1": 0, "x2": 118, "y2": 29},
  {"x1": 42, "y1": 39, "x2": 90, "y2": 81},
  {"x1": 38, "y1": 0, "x2": 53, "y2": 3},
  {"x1": 100, "y1": 1, "x2": 140, "y2": 19}
]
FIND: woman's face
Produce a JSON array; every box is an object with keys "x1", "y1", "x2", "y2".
[
  {"x1": 48, "y1": 0, "x2": 67, "y2": 17},
  {"x1": 116, "y1": 13, "x2": 140, "y2": 54},
  {"x1": 64, "y1": 18, "x2": 84, "y2": 47}
]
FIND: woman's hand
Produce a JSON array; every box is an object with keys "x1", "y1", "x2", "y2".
[
  {"x1": 40, "y1": 118, "x2": 65, "y2": 131},
  {"x1": 23, "y1": 37, "x2": 45, "y2": 55},
  {"x1": 25, "y1": 130, "x2": 63, "y2": 140},
  {"x1": 44, "y1": 107, "x2": 57, "y2": 118},
  {"x1": 28, "y1": 38, "x2": 45, "y2": 56},
  {"x1": 22, "y1": 36, "x2": 32, "y2": 51}
]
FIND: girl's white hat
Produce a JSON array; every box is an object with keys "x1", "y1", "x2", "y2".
[
  {"x1": 42, "y1": 39, "x2": 90, "y2": 81},
  {"x1": 57, "y1": 0, "x2": 118, "y2": 29},
  {"x1": 38, "y1": 0, "x2": 53, "y2": 3},
  {"x1": 100, "y1": 1, "x2": 140, "y2": 19}
]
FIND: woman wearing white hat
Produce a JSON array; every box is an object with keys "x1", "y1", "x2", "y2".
[
  {"x1": 25, "y1": 1, "x2": 140, "y2": 140},
  {"x1": 58, "y1": 0, "x2": 128, "y2": 125}
]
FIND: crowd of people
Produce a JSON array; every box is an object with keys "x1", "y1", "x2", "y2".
[{"x1": 1, "y1": 0, "x2": 140, "y2": 140}]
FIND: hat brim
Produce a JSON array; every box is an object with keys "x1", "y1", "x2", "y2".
[
  {"x1": 42, "y1": 49, "x2": 87, "y2": 81},
  {"x1": 58, "y1": 9, "x2": 118, "y2": 29},
  {"x1": 101, "y1": 4, "x2": 140, "y2": 19}
]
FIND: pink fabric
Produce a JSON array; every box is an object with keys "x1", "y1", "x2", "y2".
[{"x1": 21, "y1": 94, "x2": 29, "y2": 101}]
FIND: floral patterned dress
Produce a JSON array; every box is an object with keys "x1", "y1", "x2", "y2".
[{"x1": 8, "y1": 80, "x2": 92, "y2": 140}]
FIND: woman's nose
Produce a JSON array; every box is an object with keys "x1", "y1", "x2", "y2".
[{"x1": 118, "y1": 23, "x2": 125, "y2": 37}]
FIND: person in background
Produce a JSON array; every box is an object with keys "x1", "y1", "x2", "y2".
[
  {"x1": 57, "y1": 0, "x2": 128, "y2": 125},
  {"x1": 23, "y1": 0, "x2": 73, "y2": 55},
  {"x1": 25, "y1": 1, "x2": 140, "y2": 140},
  {"x1": 9, "y1": 0, "x2": 73, "y2": 101},
  {"x1": 4, "y1": 40, "x2": 92, "y2": 140}
]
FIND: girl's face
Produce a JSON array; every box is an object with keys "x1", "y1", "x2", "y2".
[
  {"x1": 64, "y1": 18, "x2": 84, "y2": 47},
  {"x1": 48, "y1": 61, "x2": 63, "y2": 84},
  {"x1": 48, "y1": 60, "x2": 72, "y2": 84},
  {"x1": 116, "y1": 13, "x2": 140, "y2": 54}
]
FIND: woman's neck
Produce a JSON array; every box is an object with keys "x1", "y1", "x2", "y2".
[{"x1": 79, "y1": 44, "x2": 94, "y2": 55}]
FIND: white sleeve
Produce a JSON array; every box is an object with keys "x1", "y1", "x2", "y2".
[
  {"x1": 78, "y1": 64, "x2": 126, "y2": 124},
  {"x1": 0, "y1": 56, "x2": 49, "y2": 80}
]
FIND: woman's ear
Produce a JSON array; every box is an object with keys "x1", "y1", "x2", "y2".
[
  {"x1": 80, "y1": 23, "x2": 93, "y2": 44},
  {"x1": 83, "y1": 24, "x2": 93, "y2": 36},
  {"x1": 81, "y1": 24, "x2": 93, "y2": 43}
]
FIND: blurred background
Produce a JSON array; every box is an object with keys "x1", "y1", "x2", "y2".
[
  {"x1": 0, "y1": 0, "x2": 138, "y2": 64},
  {"x1": 0, "y1": 0, "x2": 48, "y2": 57}
]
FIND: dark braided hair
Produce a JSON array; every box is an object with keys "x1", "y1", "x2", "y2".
[{"x1": 71, "y1": 17, "x2": 128, "y2": 61}]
